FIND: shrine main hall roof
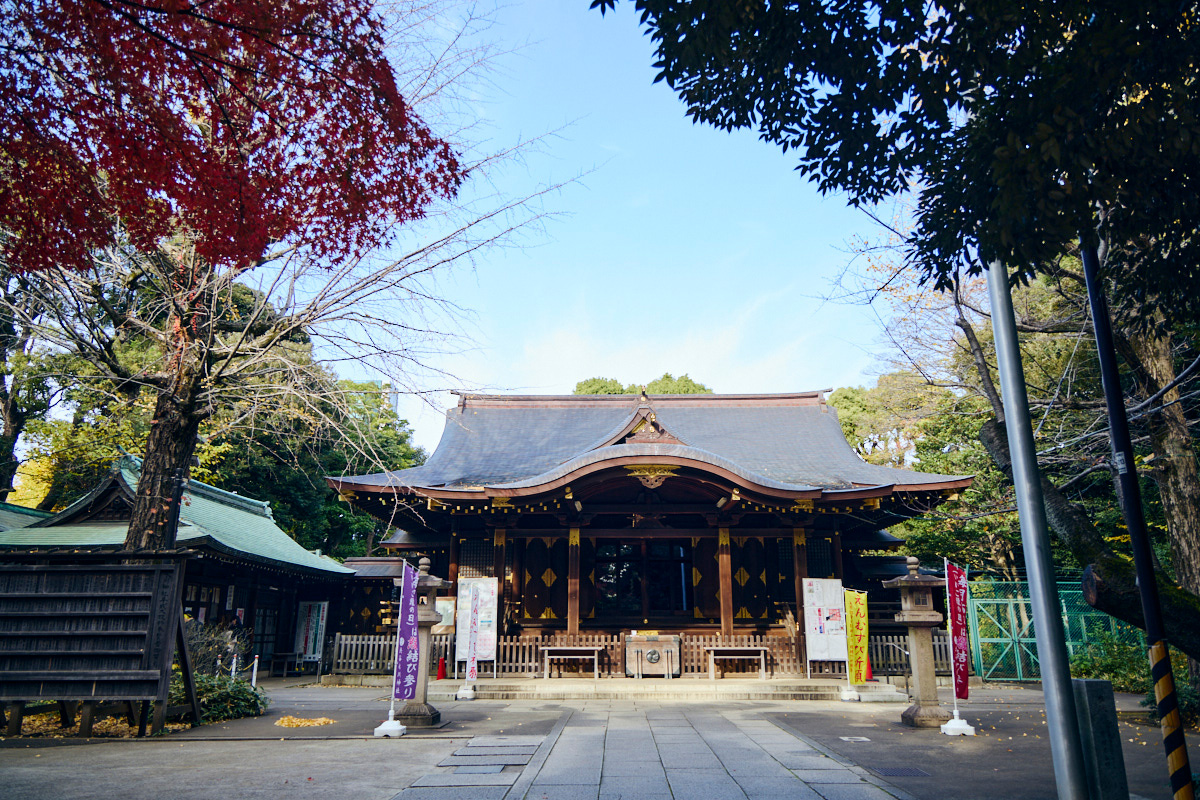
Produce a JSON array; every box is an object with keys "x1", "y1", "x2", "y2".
[{"x1": 329, "y1": 391, "x2": 971, "y2": 503}]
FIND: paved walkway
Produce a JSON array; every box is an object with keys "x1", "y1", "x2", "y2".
[
  {"x1": 395, "y1": 703, "x2": 898, "y2": 800},
  {"x1": 0, "y1": 682, "x2": 1190, "y2": 800}
]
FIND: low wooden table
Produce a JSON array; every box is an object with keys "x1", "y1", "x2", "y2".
[
  {"x1": 540, "y1": 645, "x2": 604, "y2": 679},
  {"x1": 704, "y1": 646, "x2": 769, "y2": 680}
]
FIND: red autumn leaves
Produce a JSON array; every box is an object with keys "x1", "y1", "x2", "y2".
[{"x1": 0, "y1": 0, "x2": 464, "y2": 273}]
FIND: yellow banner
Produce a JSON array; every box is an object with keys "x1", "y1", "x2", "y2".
[{"x1": 845, "y1": 589, "x2": 869, "y2": 684}]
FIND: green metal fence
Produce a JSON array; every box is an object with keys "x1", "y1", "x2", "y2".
[{"x1": 966, "y1": 581, "x2": 1143, "y2": 681}]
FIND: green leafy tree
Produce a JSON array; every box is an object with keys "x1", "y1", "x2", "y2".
[
  {"x1": 573, "y1": 377, "x2": 627, "y2": 395},
  {"x1": 211, "y1": 380, "x2": 425, "y2": 558},
  {"x1": 573, "y1": 373, "x2": 712, "y2": 395},
  {"x1": 591, "y1": 0, "x2": 1200, "y2": 328}
]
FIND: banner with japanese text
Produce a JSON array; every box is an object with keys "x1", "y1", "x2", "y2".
[
  {"x1": 465, "y1": 584, "x2": 481, "y2": 681},
  {"x1": 844, "y1": 589, "x2": 869, "y2": 684},
  {"x1": 392, "y1": 561, "x2": 419, "y2": 701},
  {"x1": 945, "y1": 559, "x2": 970, "y2": 700}
]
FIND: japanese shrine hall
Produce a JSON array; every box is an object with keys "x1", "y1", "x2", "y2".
[{"x1": 329, "y1": 391, "x2": 971, "y2": 672}]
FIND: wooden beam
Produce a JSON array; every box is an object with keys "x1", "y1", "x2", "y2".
[
  {"x1": 493, "y1": 528, "x2": 506, "y2": 634},
  {"x1": 718, "y1": 528, "x2": 733, "y2": 638},
  {"x1": 567, "y1": 528, "x2": 580, "y2": 637},
  {"x1": 831, "y1": 531, "x2": 844, "y2": 579}
]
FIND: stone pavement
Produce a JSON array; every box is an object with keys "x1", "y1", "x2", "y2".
[
  {"x1": 393, "y1": 703, "x2": 898, "y2": 800},
  {"x1": 1, "y1": 681, "x2": 1193, "y2": 800}
]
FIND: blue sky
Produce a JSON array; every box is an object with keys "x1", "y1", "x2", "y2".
[{"x1": 393, "y1": 2, "x2": 890, "y2": 451}]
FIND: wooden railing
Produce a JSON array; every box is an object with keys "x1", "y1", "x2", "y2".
[
  {"x1": 868, "y1": 630, "x2": 953, "y2": 675},
  {"x1": 334, "y1": 630, "x2": 952, "y2": 677}
]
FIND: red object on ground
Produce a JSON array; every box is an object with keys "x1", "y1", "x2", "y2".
[
  {"x1": 436, "y1": 656, "x2": 446, "y2": 680},
  {"x1": 866, "y1": 655, "x2": 874, "y2": 681}
]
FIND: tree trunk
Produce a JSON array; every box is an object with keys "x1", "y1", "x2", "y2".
[
  {"x1": 1125, "y1": 329, "x2": 1200, "y2": 598},
  {"x1": 0, "y1": 431, "x2": 20, "y2": 501},
  {"x1": 123, "y1": 386, "x2": 203, "y2": 551},
  {"x1": 980, "y1": 418, "x2": 1200, "y2": 661},
  {"x1": 1125, "y1": 327, "x2": 1200, "y2": 683}
]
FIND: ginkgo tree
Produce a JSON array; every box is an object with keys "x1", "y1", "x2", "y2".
[{"x1": 0, "y1": 0, "x2": 551, "y2": 551}]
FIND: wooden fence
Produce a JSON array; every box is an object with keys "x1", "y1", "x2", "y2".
[
  {"x1": 868, "y1": 631, "x2": 952, "y2": 676},
  {"x1": 331, "y1": 630, "x2": 954, "y2": 677}
]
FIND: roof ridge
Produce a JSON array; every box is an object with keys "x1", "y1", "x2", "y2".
[
  {"x1": 184, "y1": 480, "x2": 275, "y2": 518},
  {"x1": 0, "y1": 501, "x2": 52, "y2": 518},
  {"x1": 117, "y1": 455, "x2": 274, "y2": 519}
]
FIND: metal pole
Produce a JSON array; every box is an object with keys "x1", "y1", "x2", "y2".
[
  {"x1": 1079, "y1": 242, "x2": 1194, "y2": 800},
  {"x1": 987, "y1": 261, "x2": 1090, "y2": 800}
]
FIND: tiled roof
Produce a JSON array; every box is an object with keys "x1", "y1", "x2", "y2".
[
  {"x1": 0, "y1": 501, "x2": 52, "y2": 531},
  {"x1": 334, "y1": 392, "x2": 968, "y2": 494},
  {"x1": 0, "y1": 458, "x2": 352, "y2": 576}
]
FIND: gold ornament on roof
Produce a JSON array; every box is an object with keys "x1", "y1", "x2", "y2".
[{"x1": 624, "y1": 464, "x2": 678, "y2": 488}]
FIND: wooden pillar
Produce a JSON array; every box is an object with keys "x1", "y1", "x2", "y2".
[
  {"x1": 792, "y1": 528, "x2": 808, "y2": 618},
  {"x1": 512, "y1": 537, "x2": 525, "y2": 620},
  {"x1": 793, "y1": 528, "x2": 809, "y2": 666},
  {"x1": 718, "y1": 528, "x2": 734, "y2": 638},
  {"x1": 832, "y1": 530, "x2": 844, "y2": 579},
  {"x1": 493, "y1": 528, "x2": 506, "y2": 633},
  {"x1": 567, "y1": 528, "x2": 581, "y2": 636},
  {"x1": 447, "y1": 534, "x2": 459, "y2": 590}
]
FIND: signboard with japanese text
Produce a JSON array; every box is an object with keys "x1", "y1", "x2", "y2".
[
  {"x1": 454, "y1": 577, "x2": 497, "y2": 662},
  {"x1": 293, "y1": 601, "x2": 328, "y2": 662},
  {"x1": 392, "y1": 561, "x2": 420, "y2": 701},
  {"x1": 844, "y1": 589, "x2": 869, "y2": 684},
  {"x1": 803, "y1": 578, "x2": 847, "y2": 661},
  {"x1": 945, "y1": 560, "x2": 970, "y2": 700}
]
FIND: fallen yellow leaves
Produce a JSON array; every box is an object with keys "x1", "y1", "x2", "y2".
[
  {"x1": 5, "y1": 711, "x2": 188, "y2": 739},
  {"x1": 274, "y1": 716, "x2": 336, "y2": 728}
]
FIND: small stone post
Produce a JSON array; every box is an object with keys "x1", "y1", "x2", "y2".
[
  {"x1": 883, "y1": 557, "x2": 951, "y2": 728},
  {"x1": 396, "y1": 557, "x2": 446, "y2": 727}
]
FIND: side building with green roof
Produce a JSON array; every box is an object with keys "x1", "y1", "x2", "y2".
[{"x1": 0, "y1": 456, "x2": 355, "y2": 674}]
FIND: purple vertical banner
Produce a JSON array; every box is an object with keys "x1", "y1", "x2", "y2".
[
  {"x1": 393, "y1": 560, "x2": 420, "y2": 701},
  {"x1": 945, "y1": 559, "x2": 971, "y2": 701}
]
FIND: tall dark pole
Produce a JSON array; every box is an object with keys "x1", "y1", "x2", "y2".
[
  {"x1": 1079, "y1": 242, "x2": 1194, "y2": 800},
  {"x1": 988, "y1": 261, "x2": 1090, "y2": 800}
]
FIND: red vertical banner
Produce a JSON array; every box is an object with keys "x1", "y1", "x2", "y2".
[{"x1": 945, "y1": 560, "x2": 970, "y2": 701}]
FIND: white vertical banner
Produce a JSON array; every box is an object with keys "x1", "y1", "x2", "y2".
[
  {"x1": 465, "y1": 584, "x2": 481, "y2": 682},
  {"x1": 802, "y1": 578, "x2": 847, "y2": 661}
]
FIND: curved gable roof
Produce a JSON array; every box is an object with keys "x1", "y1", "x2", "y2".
[{"x1": 332, "y1": 392, "x2": 968, "y2": 496}]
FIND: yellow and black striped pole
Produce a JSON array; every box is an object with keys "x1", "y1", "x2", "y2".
[
  {"x1": 1150, "y1": 641, "x2": 1194, "y2": 799},
  {"x1": 1083, "y1": 243, "x2": 1193, "y2": 800}
]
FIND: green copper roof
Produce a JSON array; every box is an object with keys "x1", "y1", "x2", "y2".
[
  {"x1": 0, "y1": 501, "x2": 52, "y2": 531},
  {"x1": 0, "y1": 458, "x2": 352, "y2": 577}
]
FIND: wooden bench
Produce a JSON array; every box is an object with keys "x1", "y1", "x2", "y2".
[
  {"x1": 704, "y1": 646, "x2": 769, "y2": 680},
  {"x1": 540, "y1": 645, "x2": 604, "y2": 679}
]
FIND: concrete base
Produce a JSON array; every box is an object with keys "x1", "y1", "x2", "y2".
[
  {"x1": 940, "y1": 712, "x2": 976, "y2": 736},
  {"x1": 901, "y1": 702, "x2": 952, "y2": 728},
  {"x1": 840, "y1": 687, "x2": 860, "y2": 702},
  {"x1": 373, "y1": 717, "x2": 407, "y2": 738},
  {"x1": 456, "y1": 682, "x2": 477, "y2": 700},
  {"x1": 396, "y1": 702, "x2": 442, "y2": 728}
]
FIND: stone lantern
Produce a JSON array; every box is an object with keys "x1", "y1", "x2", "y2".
[
  {"x1": 882, "y1": 556, "x2": 951, "y2": 728},
  {"x1": 396, "y1": 556, "x2": 447, "y2": 727}
]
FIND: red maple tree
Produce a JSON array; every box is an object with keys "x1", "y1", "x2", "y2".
[{"x1": 0, "y1": 0, "x2": 464, "y2": 274}]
